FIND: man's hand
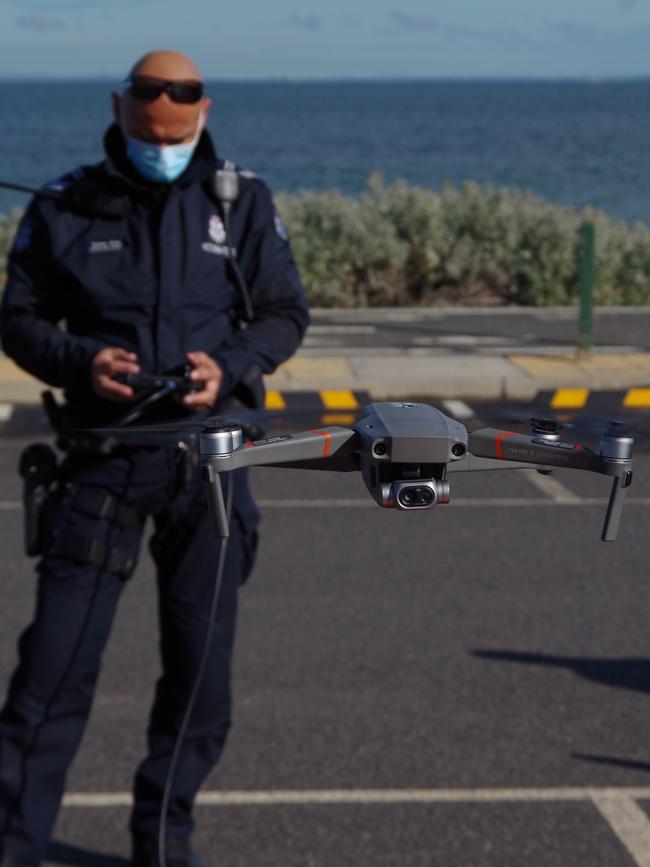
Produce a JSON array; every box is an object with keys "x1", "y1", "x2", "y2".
[
  {"x1": 91, "y1": 347, "x2": 140, "y2": 402},
  {"x1": 183, "y1": 351, "x2": 223, "y2": 411}
]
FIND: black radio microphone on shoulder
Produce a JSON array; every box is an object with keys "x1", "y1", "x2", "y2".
[
  {"x1": 214, "y1": 166, "x2": 239, "y2": 205},
  {"x1": 212, "y1": 165, "x2": 254, "y2": 325}
]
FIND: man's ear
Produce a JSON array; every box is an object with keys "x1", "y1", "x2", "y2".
[
  {"x1": 199, "y1": 97, "x2": 212, "y2": 130},
  {"x1": 111, "y1": 92, "x2": 122, "y2": 127}
]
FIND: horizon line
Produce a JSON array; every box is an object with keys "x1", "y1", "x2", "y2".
[{"x1": 0, "y1": 75, "x2": 649, "y2": 85}]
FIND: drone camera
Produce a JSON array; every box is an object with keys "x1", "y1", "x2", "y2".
[
  {"x1": 398, "y1": 485, "x2": 434, "y2": 508},
  {"x1": 451, "y1": 442, "x2": 466, "y2": 458},
  {"x1": 391, "y1": 479, "x2": 450, "y2": 511}
]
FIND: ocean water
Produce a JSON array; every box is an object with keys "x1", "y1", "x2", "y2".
[{"x1": 1, "y1": 79, "x2": 649, "y2": 223}]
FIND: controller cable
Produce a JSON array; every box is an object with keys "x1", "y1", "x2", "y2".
[
  {"x1": 118, "y1": 386, "x2": 175, "y2": 427},
  {"x1": 157, "y1": 473, "x2": 233, "y2": 867}
]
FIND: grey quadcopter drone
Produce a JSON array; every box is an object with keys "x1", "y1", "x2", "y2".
[{"x1": 93, "y1": 400, "x2": 635, "y2": 543}]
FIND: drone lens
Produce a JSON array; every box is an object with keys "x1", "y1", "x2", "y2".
[{"x1": 398, "y1": 486, "x2": 436, "y2": 507}]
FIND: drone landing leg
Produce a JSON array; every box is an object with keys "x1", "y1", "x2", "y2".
[
  {"x1": 602, "y1": 473, "x2": 631, "y2": 543},
  {"x1": 202, "y1": 465, "x2": 230, "y2": 538}
]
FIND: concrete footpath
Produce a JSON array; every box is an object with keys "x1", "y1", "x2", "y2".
[
  {"x1": 1, "y1": 307, "x2": 650, "y2": 410},
  {"x1": 265, "y1": 351, "x2": 650, "y2": 403}
]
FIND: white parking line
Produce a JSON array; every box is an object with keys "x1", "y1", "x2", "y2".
[
  {"x1": 441, "y1": 399, "x2": 475, "y2": 420},
  {"x1": 61, "y1": 785, "x2": 650, "y2": 808},
  {"x1": 0, "y1": 404, "x2": 13, "y2": 422},
  {"x1": 58, "y1": 786, "x2": 650, "y2": 864},
  {"x1": 307, "y1": 325, "x2": 377, "y2": 334},
  {"x1": 593, "y1": 796, "x2": 650, "y2": 867},
  {"x1": 523, "y1": 469, "x2": 582, "y2": 503}
]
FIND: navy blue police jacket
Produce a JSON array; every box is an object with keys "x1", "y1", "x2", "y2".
[{"x1": 0, "y1": 125, "x2": 310, "y2": 423}]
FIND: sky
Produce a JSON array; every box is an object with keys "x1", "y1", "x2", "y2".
[{"x1": 0, "y1": 0, "x2": 647, "y2": 80}]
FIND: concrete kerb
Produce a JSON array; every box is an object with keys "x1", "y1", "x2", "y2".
[{"x1": 1, "y1": 352, "x2": 650, "y2": 409}]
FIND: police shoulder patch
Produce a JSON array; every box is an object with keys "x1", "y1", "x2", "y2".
[
  {"x1": 274, "y1": 210, "x2": 289, "y2": 242},
  {"x1": 44, "y1": 167, "x2": 84, "y2": 193}
]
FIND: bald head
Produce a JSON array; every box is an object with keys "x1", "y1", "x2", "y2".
[
  {"x1": 129, "y1": 50, "x2": 203, "y2": 83},
  {"x1": 113, "y1": 50, "x2": 211, "y2": 148}
]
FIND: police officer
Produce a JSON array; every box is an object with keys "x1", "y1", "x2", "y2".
[{"x1": 0, "y1": 50, "x2": 309, "y2": 867}]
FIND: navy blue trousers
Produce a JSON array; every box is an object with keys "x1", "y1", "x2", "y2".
[{"x1": 0, "y1": 446, "x2": 259, "y2": 864}]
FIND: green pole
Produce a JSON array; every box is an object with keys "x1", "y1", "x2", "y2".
[{"x1": 578, "y1": 222, "x2": 595, "y2": 354}]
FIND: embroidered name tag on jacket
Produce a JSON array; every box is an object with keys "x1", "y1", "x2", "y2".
[
  {"x1": 202, "y1": 242, "x2": 236, "y2": 257},
  {"x1": 89, "y1": 239, "x2": 123, "y2": 254}
]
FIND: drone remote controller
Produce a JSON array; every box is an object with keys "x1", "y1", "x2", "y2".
[{"x1": 113, "y1": 372, "x2": 204, "y2": 394}]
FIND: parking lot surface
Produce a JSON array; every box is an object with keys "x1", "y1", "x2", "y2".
[{"x1": 1, "y1": 407, "x2": 649, "y2": 866}]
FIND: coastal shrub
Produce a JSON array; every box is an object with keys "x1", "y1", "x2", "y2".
[
  {"x1": 2, "y1": 182, "x2": 650, "y2": 306},
  {"x1": 0, "y1": 208, "x2": 21, "y2": 297},
  {"x1": 274, "y1": 188, "x2": 409, "y2": 306},
  {"x1": 279, "y1": 177, "x2": 650, "y2": 306}
]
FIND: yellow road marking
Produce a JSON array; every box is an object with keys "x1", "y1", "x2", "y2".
[
  {"x1": 320, "y1": 390, "x2": 359, "y2": 410},
  {"x1": 265, "y1": 390, "x2": 287, "y2": 410},
  {"x1": 624, "y1": 388, "x2": 650, "y2": 408},
  {"x1": 551, "y1": 388, "x2": 589, "y2": 409}
]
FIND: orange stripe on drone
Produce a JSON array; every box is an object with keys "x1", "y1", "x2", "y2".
[
  {"x1": 495, "y1": 432, "x2": 518, "y2": 460},
  {"x1": 309, "y1": 429, "x2": 332, "y2": 458}
]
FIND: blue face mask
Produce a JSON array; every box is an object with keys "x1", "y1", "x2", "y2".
[{"x1": 126, "y1": 122, "x2": 202, "y2": 183}]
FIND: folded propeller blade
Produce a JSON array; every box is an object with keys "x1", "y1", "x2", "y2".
[
  {"x1": 473, "y1": 403, "x2": 645, "y2": 440},
  {"x1": 80, "y1": 421, "x2": 202, "y2": 447},
  {"x1": 76, "y1": 405, "x2": 358, "y2": 448}
]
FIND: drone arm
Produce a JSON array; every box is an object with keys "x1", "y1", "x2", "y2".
[
  {"x1": 466, "y1": 428, "x2": 601, "y2": 472},
  {"x1": 204, "y1": 426, "x2": 358, "y2": 472},
  {"x1": 464, "y1": 427, "x2": 632, "y2": 541}
]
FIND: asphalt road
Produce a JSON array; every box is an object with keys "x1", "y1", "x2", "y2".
[
  {"x1": 304, "y1": 308, "x2": 650, "y2": 356},
  {"x1": 1, "y1": 407, "x2": 650, "y2": 867}
]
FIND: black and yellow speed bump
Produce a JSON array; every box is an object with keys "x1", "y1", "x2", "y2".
[
  {"x1": 264, "y1": 390, "x2": 371, "y2": 426},
  {"x1": 535, "y1": 388, "x2": 650, "y2": 411}
]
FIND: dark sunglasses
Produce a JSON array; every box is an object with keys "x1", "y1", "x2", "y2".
[{"x1": 124, "y1": 75, "x2": 204, "y2": 105}]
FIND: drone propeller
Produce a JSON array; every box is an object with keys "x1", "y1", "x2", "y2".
[
  {"x1": 80, "y1": 405, "x2": 341, "y2": 447},
  {"x1": 473, "y1": 403, "x2": 644, "y2": 440}
]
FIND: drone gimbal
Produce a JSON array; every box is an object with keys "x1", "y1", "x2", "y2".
[{"x1": 196, "y1": 402, "x2": 633, "y2": 543}]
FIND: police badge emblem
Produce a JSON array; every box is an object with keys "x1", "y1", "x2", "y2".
[{"x1": 208, "y1": 214, "x2": 227, "y2": 245}]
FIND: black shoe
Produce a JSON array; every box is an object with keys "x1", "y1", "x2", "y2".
[{"x1": 132, "y1": 835, "x2": 204, "y2": 867}]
